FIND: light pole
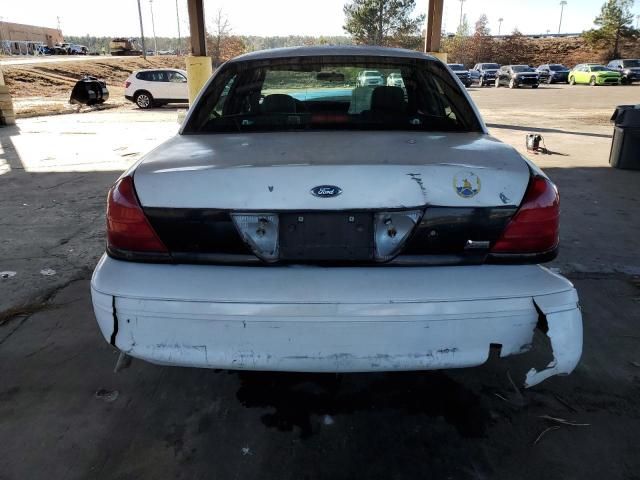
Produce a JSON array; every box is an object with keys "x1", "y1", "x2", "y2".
[
  {"x1": 636, "y1": 14, "x2": 639, "y2": 29},
  {"x1": 175, "y1": 0, "x2": 182, "y2": 55},
  {"x1": 137, "y1": 0, "x2": 146, "y2": 59},
  {"x1": 149, "y1": 0, "x2": 158, "y2": 55},
  {"x1": 498, "y1": 17, "x2": 503, "y2": 35},
  {"x1": 458, "y1": 0, "x2": 465, "y2": 30},
  {"x1": 558, "y1": 1, "x2": 567, "y2": 34}
]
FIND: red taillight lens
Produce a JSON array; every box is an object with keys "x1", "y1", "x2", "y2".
[
  {"x1": 124, "y1": 81, "x2": 131, "y2": 88},
  {"x1": 107, "y1": 176, "x2": 167, "y2": 253},
  {"x1": 491, "y1": 176, "x2": 559, "y2": 254}
]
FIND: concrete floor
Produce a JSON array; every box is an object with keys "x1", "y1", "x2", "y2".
[{"x1": 1, "y1": 84, "x2": 640, "y2": 479}]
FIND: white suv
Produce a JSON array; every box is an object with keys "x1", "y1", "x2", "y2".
[
  {"x1": 124, "y1": 68, "x2": 188, "y2": 109},
  {"x1": 357, "y1": 70, "x2": 384, "y2": 87}
]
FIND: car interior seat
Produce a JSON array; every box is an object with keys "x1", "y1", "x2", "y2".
[{"x1": 261, "y1": 94, "x2": 297, "y2": 114}]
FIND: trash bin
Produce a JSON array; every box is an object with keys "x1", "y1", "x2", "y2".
[
  {"x1": 69, "y1": 75, "x2": 109, "y2": 106},
  {"x1": 609, "y1": 105, "x2": 640, "y2": 170}
]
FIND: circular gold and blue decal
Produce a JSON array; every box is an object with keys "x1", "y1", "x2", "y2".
[{"x1": 453, "y1": 171, "x2": 481, "y2": 198}]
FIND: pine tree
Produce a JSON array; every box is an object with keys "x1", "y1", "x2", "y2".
[
  {"x1": 584, "y1": 0, "x2": 638, "y2": 59},
  {"x1": 343, "y1": 0, "x2": 425, "y2": 47}
]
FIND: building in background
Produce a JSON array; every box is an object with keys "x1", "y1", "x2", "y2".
[{"x1": 0, "y1": 21, "x2": 63, "y2": 55}]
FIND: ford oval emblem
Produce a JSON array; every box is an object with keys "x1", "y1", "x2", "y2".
[{"x1": 311, "y1": 185, "x2": 342, "y2": 198}]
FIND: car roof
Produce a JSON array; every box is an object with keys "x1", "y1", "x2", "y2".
[
  {"x1": 227, "y1": 45, "x2": 437, "y2": 63},
  {"x1": 134, "y1": 68, "x2": 185, "y2": 73}
]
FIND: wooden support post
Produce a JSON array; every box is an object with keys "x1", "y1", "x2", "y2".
[
  {"x1": 187, "y1": 0, "x2": 207, "y2": 57},
  {"x1": 185, "y1": 0, "x2": 212, "y2": 104}
]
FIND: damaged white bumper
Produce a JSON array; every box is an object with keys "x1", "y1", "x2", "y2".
[{"x1": 90, "y1": 255, "x2": 582, "y2": 387}]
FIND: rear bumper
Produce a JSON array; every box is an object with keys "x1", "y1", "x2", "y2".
[
  {"x1": 125, "y1": 94, "x2": 134, "y2": 102},
  {"x1": 90, "y1": 255, "x2": 582, "y2": 387}
]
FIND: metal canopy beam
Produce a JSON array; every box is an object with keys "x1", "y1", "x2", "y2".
[
  {"x1": 187, "y1": 0, "x2": 206, "y2": 56},
  {"x1": 424, "y1": 0, "x2": 444, "y2": 53}
]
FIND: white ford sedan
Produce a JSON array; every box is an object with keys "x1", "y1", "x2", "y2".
[{"x1": 92, "y1": 46, "x2": 582, "y2": 387}]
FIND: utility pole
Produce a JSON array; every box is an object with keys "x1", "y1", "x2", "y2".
[
  {"x1": 150, "y1": 0, "x2": 158, "y2": 55},
  {"x1": 498, "y1": 17, "x2": 503, "y2": 35},
  {"x1": 176, "y1": 0, "x2": 182, "y2": 55},
  {"x1": 458, "y1": 0, "x2": 465, "y2": 30},
  {"x1": 137, "y1": 0, "x2": 146, "y2": 59},
  {"x1": 558, "y1": 1, "x2": 567, "y2": 34},
  {"x1": 636, "y1": 14, "x2": 639, "y2": 29}
]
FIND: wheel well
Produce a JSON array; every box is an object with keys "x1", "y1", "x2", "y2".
[{"x1": 134, "y1": 90, "x2": 153, "y2": 100}]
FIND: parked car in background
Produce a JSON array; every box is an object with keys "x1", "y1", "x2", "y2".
[
  {"x1": 386, "y1": 72, "x2": 405, "y2": 88},
  {"x1": 124, "y1": 69, "x2": 188, "y2": 108},
  {"x1": 471, "y1": 63, "x2": 501, "y2": 87},
  {"x1": 92, "y1": 46, "x2": 582, "y2": 388},
  {"x1": 447, "y1": 63, "x2": 472, "y2": 87},
  {"x1": 52, "y1": 43, "x2": 70, "y2": 54},
  {"x1": 495, "y1": 65, "x2": 540, "y2": 88},
  {"x1": 69, "y1": 45, "x2": 88, "y2": 55},
  {"x1": 569, "y1": 64, "x2": 621, "y2": 86},
  {"x1": 606, "y1": 59, "x2": 640, "y2": 84},
  {"x1": 35, "y1": 45, "x2": 53, "y2": 55},
  {"x1": 536, "y1": 64, "x2": 571, "y2": 84},
  {"x1": 357, "y1": 70, "x2": 384, "y2": 87}
]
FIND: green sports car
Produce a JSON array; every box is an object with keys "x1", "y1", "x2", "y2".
[{"x1": 569, "y1": 64, "x2": 621, "y2": 86}]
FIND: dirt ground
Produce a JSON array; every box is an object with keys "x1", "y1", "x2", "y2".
[
  {"x1": 1, "y1": 56, "x2": 186, "y2": 117},
  {"x1": 1, "y1": 83, "x2": 640, "y2": 480}
]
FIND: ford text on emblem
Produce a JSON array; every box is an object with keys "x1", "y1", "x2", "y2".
[{"x1": 311, "y1": 185, "x2": 342, "y2": 198}]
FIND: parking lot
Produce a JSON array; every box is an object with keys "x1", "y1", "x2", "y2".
[{"x1": 1, "y1": 83, "x2": 640, "y2": 479}]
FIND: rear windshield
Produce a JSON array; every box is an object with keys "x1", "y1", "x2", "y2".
[
  {"x1": 184, "y1": 57, "x2": 482, "y2": 134},
  {"x1": 448, "y1": 64, "x2": 465, "y2": 71},
  {"x1": 623, "y1": 59, "x2": 640, "y2": 68}
]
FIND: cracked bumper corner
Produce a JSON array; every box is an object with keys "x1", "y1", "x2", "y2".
[{"x1": 524, "y1": 295, "x2": 583, "y2": 388}]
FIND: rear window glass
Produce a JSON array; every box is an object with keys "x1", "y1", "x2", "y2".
[{"x1": 184, "y1": 57, "x2": 481, "y2": 134}]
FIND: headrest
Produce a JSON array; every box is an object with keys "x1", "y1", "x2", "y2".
[{"x1": 262, "y1": 94, "x2": 297, "y2": 114}]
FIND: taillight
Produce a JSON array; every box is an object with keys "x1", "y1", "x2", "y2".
[
  {"x1": 491, "y1": 176, "x2": 559, "y2": 254},
  {"x1": 107, "y1": 176, "x2": 167, "y2": 253},
  {"x1": 124, "y1": 81, "x2": 131, "y2": 88}
]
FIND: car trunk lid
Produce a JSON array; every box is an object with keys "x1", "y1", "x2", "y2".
[{"x1": 133, "y1": 131, "x2": 530, "y2": 210}]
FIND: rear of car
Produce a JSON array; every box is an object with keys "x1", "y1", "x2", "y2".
[{"x1": 92, "y1": 46, "x2": 582, "y2": 388}]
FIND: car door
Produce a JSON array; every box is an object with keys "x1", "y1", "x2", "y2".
[
  {"x1": 573, "y1": 66, "x2": 584, "y2": 83},
  {"x1": 135, "y1": 71, "x2": 157, "y2": 95},
  {"x1": 165, "y1": 71, "x2": 188, "y2": 100}
]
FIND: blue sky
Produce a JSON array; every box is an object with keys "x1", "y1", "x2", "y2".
[{"x1": 1, "y1": 0, "x2": 638, "y2": 38}]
